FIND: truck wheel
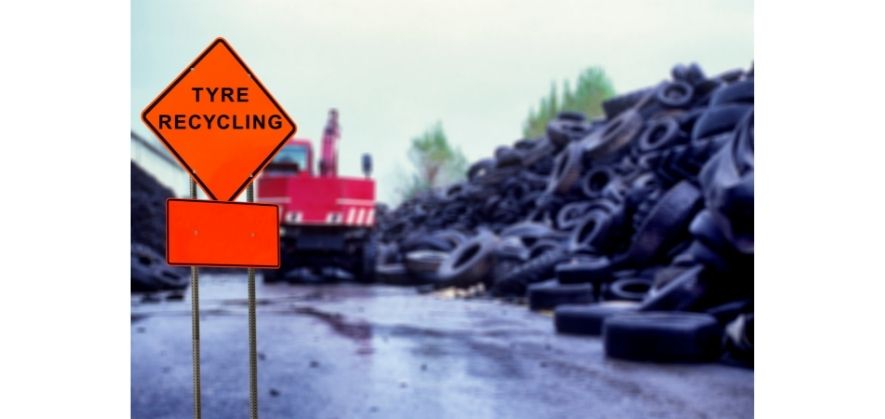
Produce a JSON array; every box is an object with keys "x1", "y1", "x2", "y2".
[{"x1": 357, "y1": 236, "x2": 378, "y2": 283}]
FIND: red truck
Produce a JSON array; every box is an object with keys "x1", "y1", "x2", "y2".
[{"x1": 257, "y1": 109, "x2": 376, "y2": 282}]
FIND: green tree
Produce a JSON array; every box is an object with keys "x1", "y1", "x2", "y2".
[
  {"x1": 397, "y1": 122, "x2": 468, "y2": 200},
  {"x1": 522, "y1": 67, "x2": 616, "y2": 139}
]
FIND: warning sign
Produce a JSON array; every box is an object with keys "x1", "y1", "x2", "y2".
[{"x1": 142, "y1": 38, "x2": 296, "y2": 201}]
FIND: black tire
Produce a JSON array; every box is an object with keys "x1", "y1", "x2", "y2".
[
  {"x1": 689, "y1": 210, "x2": 732, "y2": 252},
  {"x1": 493, "y1": 246, "x2": 569, "y2": 296},
  {"x1": 376, "y1": 263, "x2": 415, "y2": 285},
  {"x1": 528, "y1": 282, "x2": 594, "y2": 311},
  {"x1": 567, "y1": 210, "x2": 611, "y2": 252},
  {"x1": 554, "y1": 301, "x2": 640, "y2": 336},
  {"x1": 605, "y1": 278, "x2": 652, "y2": 302},
  {"x1": 691, "y1": 104, "x2": 752, "y2": 141},
  {"x1": 358, "y1": 236, "x2": 378, "y2": 283},
  {"x1": 547, "y1": 142, "x2": 584, "y2": 194},
  {"x1": 431, "y1": 229, "x2": 468, "y2": 251},
  {"x1": 579, "y1": 167, "x2": 615, "y2": 199},
  {"x1": 722, "y1": 313, "x2": 754, "y2": 367},
  {"x1": 555, "y1": 201, "x2": 591, "y2": 231},
  {"x1": 706, "y1": 299, "x2": 753, "y2": 325},
  {"x1": 404, "y1": 250, "x2": 448, "y2": 275},
  {"x1": 655, "y1": 80, "x2": 694, "y2": 108},
  {"x1": 467, "y1": 158, "x2": 496, "y2": 182},
  {"x1": 698, "y1": 111, "x2": 754, "y2": 253},
  {"x1": 602, "y1": 87, "x2": 655, "y2": 119},
  {"x1": 494, "y1": 146, "x2": 524, "y2": 168},
  {"x1": 640, "y1": 265, "x2": 707, "y2": 312},
  {"x1": 547, "y1": 118, "x2": 591, "y2": 148},
  {"x1": 671, "y1": 62, "x2": 706, "y2": 86},
  {"x1": 603, "y1": 312, "x2": 722, "y2": 363},
  {"x1": 581, "y1": 109, "x2": 644, "y2": 163},
  {"x1": 554, "y1": 255, "x2": 613, "y2": 285},
  {"x1": 637, "y1": 117, "x2": 683, "y2": 154},
  {"x1": 434, "y1": 232, "x2": 498, "y2": 288},
  {"x1": 710, "y1": 80, "x2": 753, "y2": 106},
  {"x1": 131, "y1": 249, "x2": 161, "y2": 292},
  {"x1": 131, "y1": 243, "x2": 187, "y2": 292},
  {"x1": 624, "y1": 181, "x2": 703, "y2": 265}
]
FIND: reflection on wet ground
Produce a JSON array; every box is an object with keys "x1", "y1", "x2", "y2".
[{"x1": 132, "y1": 274, "x2": 753, "y2": 419}]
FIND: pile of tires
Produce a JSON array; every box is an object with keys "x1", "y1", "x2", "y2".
[
  {"x1": 131, "y1": 162, "x2": 188, "y2": 293},
  {"x1": 376, "y1": 62, "x2": 754, "y2": 366}
]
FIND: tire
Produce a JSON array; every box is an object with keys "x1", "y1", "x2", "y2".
[
  {"x1": 493, "y1": 246, "x2": 569, "y2": 296},
  {"x1": 555, "y1": 201, "x2": 591, "y2": 231},
  {"x1": 547, "y1": 118, "x2": 591, "y2": 148},
  {"x1": 131, "y1": 243, "x2": 187, "y2": 292},
  {"x1": 710, "y1": 80, "x2": 754, "y2": 106},
  {"x1": 581, "y1": 109, "x2": 644, "y2": 163},
  {"x1": 579, "y1": 167, "x2": 615, "y2": 199},
  {"x1": 624, "y1": 181, "x2": 703, "y2": 265},
  {"x1": 706, "y1": 299, "x2": 753, "y2": 325},
  {"x1": 547, "y1": 142, "x2": 584, "y2": 194},
  {"x1": 602, "y1": 87, "x2": 655, "y2": 119},
  {"x1": 605, "y1": 278, "x2": 652, "y2": 302},
  {"x1": 153, "y1": 265, "x2": 188, "y2": 290},
  {"x1": 655, "y1": 80, "x2": 694, "y2": 108},
  {"x1": 357, "y1": 235, "x2": 378, "y2": 283},
  {"x1": 494, "y1": 146, "x2": 524, "y2": 168},
  {"x1": 376, "y1": 263, "x2": 415, "y2": 285},
  {"x1": 603, "y1": 312, "x2": 722, "y2": 363},
  {"x1": 554, "y1": 301, "x2": 640, "y2": 336},
  {"x1": 640, "y1": 265, "x2": 707, "y2": 312},
  {"x1": 567, "y1": 210, "x2": 611, "y2": 252},
  {"x1": 467, "y1": 159, "x2": 496, "y2": 182},
  {"x1": 131, "y1": 250, "x2": 160, "y2": 292},
  {"x1": 434, "y1": 232, "x2": 498, "y2": 288},
  {"x1": 431, "y1": 229, "x2": 468, "y2": 251},
  {"x1": 689, "y1": 210, "x2": 732, "y2": 252},
  {"x1": 404, "y1": 250, "x2": 448, "y2": 275},
  {"x1": 691, "y1": 104, "x2": 752, "y2": 141},
  {"x1": 671, "y1": 62, "x2": 706, "y2": 86},
  {"x1": 528, "y1": 282, "x2": 595, "y2": 311},
  {"x1": 554, "y1": 255, "x2": 613, "y2": 285},
  {"x1": 699, "y1": 111, "x2": 754, "y2": 253},
  {"x1": 637, "y1": 117, "x2": 683, "y2": 154},
  {"x1": 722, "y1": 313, "x2": 754, "y2": 367}
]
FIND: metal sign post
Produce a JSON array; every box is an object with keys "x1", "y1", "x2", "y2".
[
  {"x1": 189, "y1": 179, "x2": 202, "y2": 419},
  {"x1": 247, "y1": 183, "x2": 259, "y2": 419}
]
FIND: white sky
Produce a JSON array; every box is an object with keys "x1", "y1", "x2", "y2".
[{"x1": 132, "y1": 0, "x2": 753, "y2": 204}]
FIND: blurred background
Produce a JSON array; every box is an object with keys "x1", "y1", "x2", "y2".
[{"x1": 131, "y1": 0, "x2": 752, "y2": 204}]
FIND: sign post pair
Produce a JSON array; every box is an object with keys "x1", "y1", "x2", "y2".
[{"x1": 142, "y1": 38, "x2": 296, "y2": 419}]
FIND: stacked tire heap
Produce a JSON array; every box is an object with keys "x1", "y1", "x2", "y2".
[
  {"x1": 376, "y1": 62, "x2": 753, "y2": 366},
  {"x1": 131, "y1": 162, "x2": 188, "y2": 293}
]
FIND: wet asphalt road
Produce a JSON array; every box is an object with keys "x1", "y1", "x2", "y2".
[{"x1": 131, "y1": 274, "x2": 753, "y2": 419}]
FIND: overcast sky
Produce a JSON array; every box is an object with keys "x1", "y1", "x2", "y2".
[{"x1": 132, "y1": 0, "x2": 752, "y2": 203}]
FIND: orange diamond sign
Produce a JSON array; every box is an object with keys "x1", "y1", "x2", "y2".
[{"x1": 142, "y1": 38, "x2": 296, "y2": 201}]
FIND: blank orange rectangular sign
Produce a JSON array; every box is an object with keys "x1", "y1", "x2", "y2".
[{"x1": 167, "y1": 199, "x2": 280, "y2": 268}]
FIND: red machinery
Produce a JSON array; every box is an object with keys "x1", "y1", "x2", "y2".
[{"x1": 257, "y1": 109, "x2": 376, "y2": 282}]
